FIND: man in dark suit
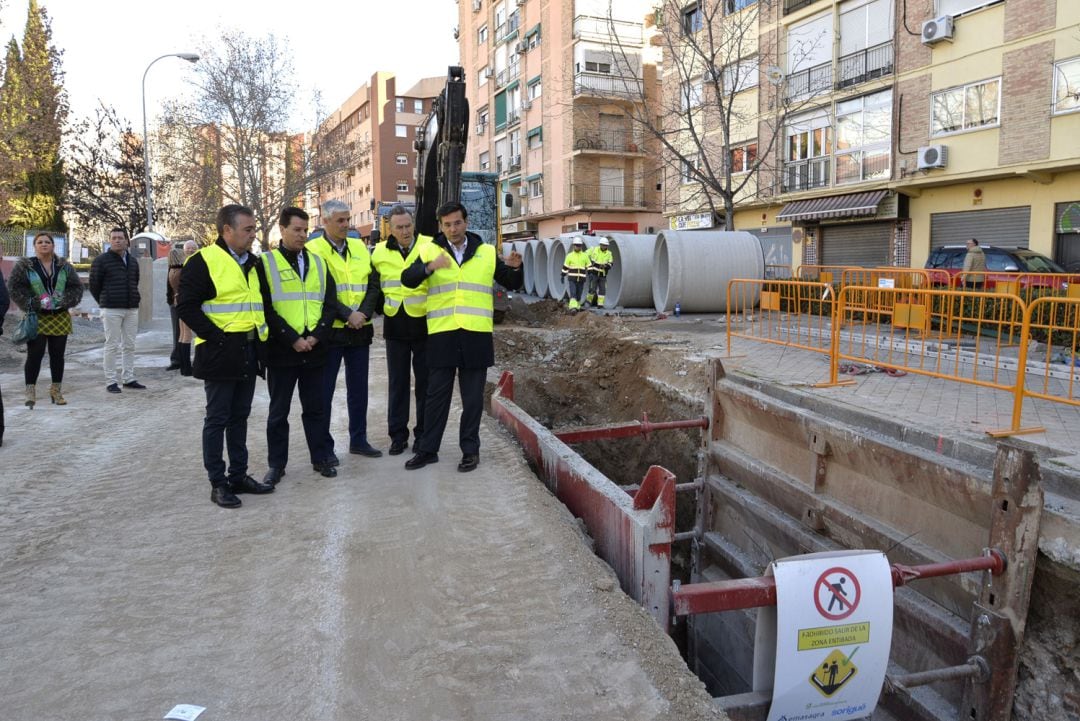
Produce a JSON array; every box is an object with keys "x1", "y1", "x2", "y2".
[{"x1": 400, "y1": 201, "x2": 523, "y2": 473}]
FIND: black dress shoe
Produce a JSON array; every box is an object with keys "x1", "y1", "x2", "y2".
[
  {"x1": 312, "y1": 461, "x2": 338, "y2": 477},
  {"x1": 166, "y1": 362, "x2": 181, "y2": 371},
  {"x1": 350, "y1": 443, "x2": 383, "y2": 458},
  {"x1": 388, "y1": 440, "x2": 408, "y2": 456},
  {"x1": 122, "y1": 381, "x2": 147, "y2": 389},
  {"x1": 211, "y1": 485, "x2": 241, "y2": 508},
  {"x1": 327, "y1": 454, "x2": 340, "y2": 467},
  {"x1": 458, "y1": 454, "x2": 479, "y2": 473},
  {"x1": 405, "y1": 451, "x2": 439, "y2": 470},
  {"x1": 230, "y1": 474, "x2": 275, "y2": 494},
  {"x1": 106, "y1": 383, "x2": 121, "y2": 394},
  {"x1": 262, "y1": 468, "x2": 285, "y2": 486}
]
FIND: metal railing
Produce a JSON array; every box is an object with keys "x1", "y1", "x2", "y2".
[
  {"x1": 727, "y1": 279, "x2": 837, "y2": 356},
  {"x1": 573, "y1": 71, "x2": 644, "y2": 99},
  {"x1": 783, "y1": 0, "x2": 824, "y2": 13},
  {"x1": 1, "y1": 226, "x2": 26, "y2": 256},
  {"x1": 573, "y1": 15, "x2": 643, "y2": 45},
  {"x1": 837, "y1": 41, "x2": 894, "y2": 89},
  {"x1": 782, "y1": 157, "x2": 830, "y2": 192},
  {"x1": 495, "y1": 12, "x2": 520, "y2": 40},
  {"x1": 495, "y1": 63, "x2": 521, "y2": 87},
  {"x1": 785, "y1": 61, "x2": 832, "y2": 100},
  {"x1": 571, "y1": 183, "x2": 647, "y2": 208},
  {"x1": 572, "y1": 128, "x2": 645, "y2": 153}
]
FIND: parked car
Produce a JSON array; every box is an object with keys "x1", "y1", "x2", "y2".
[{"x1": 924, "y1": 245, "x2": 1074, "y2": 288}]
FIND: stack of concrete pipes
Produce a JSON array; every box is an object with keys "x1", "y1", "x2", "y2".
[{"x1": 517, "y1": 231, "x2": 762, "y2": 312}]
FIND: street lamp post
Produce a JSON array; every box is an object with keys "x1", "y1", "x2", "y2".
[{"x1": 142, "y1": 52, "x2": 200, "y2": 232}]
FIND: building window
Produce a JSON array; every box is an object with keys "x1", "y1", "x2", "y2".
[
  {"x1": 680, "y1": 155, "x2": 701, "y2": 184},
  {"x1": 528, "y1": 78, "x2": 542, "y2": 99},
  {"x1": 414, "y1": 99, "x2": 423, "y2": 114},
  {"x1": 395, "y1": 124, "x2": 407, "y2": 137},
  {"x1": 1053, "y1": 57, "x2": 1080, "y2": 115},
  {"x1": 681, "y1": 78, "x2": 704, "y2": 110},
  {"x1": 479, "y1": 66, "x2": 489, "y2": 87},
  {"x1": 936, "y1": 0, "x2": 1002, "y2": 16},
  {"x1": 395, "y1": 153, "x2": 409, "y2": 165},
  {"x1": 527, "y1": 27, "x2": 541, "y2": 49},
  {"x1": 722, "y1": 56, "x2": 759, "y2": 93},
  {"x1": 931, "y1": 77, "x2": 1000, "y2": 136},
  {"x1": 584, "y1": 60, "x2": 611, "y2": 74},
  {"x1": 725, "y1": 0, "x2": 757, "y2": 11},
  {"x1": 395, "y1": 98, "x2": 405, "y2": 112},
  {"x1": 682, "y1": 3, "x2": 703, "y2": 34},
  {"x1": 480, "y1": 151, "x2": 491, "y2": 170},
  {"x1": 784, "y1": 110, "x2": 831, "y2": 191},
  {"x1": 786, "y1": 12, "x2": 833, "y2": 99},
  {"x1": 730, "y1": 142, "x2": 758, "y2": 173},
  {"x1": 509, "y1": 129, "x2": 521, "y2": 159},
  {"x1": 478, "y1": 24, "x2": 488, "y2": 44},
  {"x1": 834, "y1": 89, "x2": 891, "y2": 184},
  {"x1": 529, "y1": 178, "x2": 543, "y2": 198},
  {"x1": 527, "y1": 129, "x2": 542, "y2": 149},
  {"x1": 397, "y1": 181, "x2": 409, "y2": 192}
]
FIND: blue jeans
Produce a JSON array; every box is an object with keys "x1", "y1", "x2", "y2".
[{"x1": 322, "y1": 344, "x2": 371, "y2": 451}]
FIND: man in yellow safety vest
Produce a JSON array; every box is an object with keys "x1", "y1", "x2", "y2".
[
  {"x1": 399, "y1": 201, "x2": 523, "y2": 473},
  {"x1": 256, "y1": 207, "x2": 340, "y2": 485},
  {"x1": 586, "y1": 237, "x2": 613, "y2": 307},
  {"x1": 177, "y1": 204, "x2": 274, "y2": 508},
  {"x1": 561, "y1": 237, "x2": 590, "y2": 310},
  {"x1": 370, "y1": 205, "x2": 432, "y2": 455}
]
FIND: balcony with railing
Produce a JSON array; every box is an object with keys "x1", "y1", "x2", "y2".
[
  {"x1": 495, "y1": 63, "x2": 521, "y2": 88},
  {"x1": 571, "y1": 183, "x2": 647, "y2": 208},
  {"x1": 782, "y1": 158, "x2": 830, "y2": 193},
  {"x1": 495, "y1": 11, "x2": 521, "y2": 41},
  {"x1": 573, "y1": 15, "x2": 643, "y2": 45},
  {"x1": 784, "y1": 0, "x2": 827, "y2": 14},
  {"x1": 573, "y1": 71, "x2": 643, "y2": 99},
  {"x1": 507, "y1": 108, "x2": 521, "y2": 126},
  {"x1": 572, "y1": 128, "x2": 645, "y2": 153},
  {"x1": 785, "y1": 61, "x2": 832, "y2": 101},
  {"x1": 836, "y1": 41, "x2": 894, "y2": 90}
]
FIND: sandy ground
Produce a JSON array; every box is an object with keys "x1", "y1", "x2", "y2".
[{"x1": 0, "y1": 312, "x2": 722, "y2": 721}]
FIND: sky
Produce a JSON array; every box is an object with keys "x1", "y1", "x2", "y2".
[{"x1": 0, "y1": 0, "x2": 461, "y2": 132}]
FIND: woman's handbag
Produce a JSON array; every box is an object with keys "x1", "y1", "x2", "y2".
[{"x1": 11, "y1": 309, "x2": 38, "y2": 345}]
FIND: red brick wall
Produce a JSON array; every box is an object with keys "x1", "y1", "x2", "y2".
[
  {"x1": 896, "y1": 0, "x2": 934, "y2": 73},
  {"x1": 896, "y1": 74, "x2": 932, "y2": 175},
  {"x1": 999, "y1": 41, "x2": 1054, "y2": 166},
  {"x1": 1004, "y1": 0, "x2": 1057, "y2": 43}
]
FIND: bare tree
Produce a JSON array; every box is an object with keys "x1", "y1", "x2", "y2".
[
  {"x1": 63, "y1": 104, "x2": 177, "y2": 239},
  {"x1": 602, "y1": 0, "x2": 821, "y2": 230},
  {"x1": 158, "y1": 31, "x2": 361, "y2": 244}
]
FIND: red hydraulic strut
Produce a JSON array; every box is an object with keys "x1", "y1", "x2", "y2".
[{"x1": 554, "y1": 412, "x2": 709, "y2": 444}]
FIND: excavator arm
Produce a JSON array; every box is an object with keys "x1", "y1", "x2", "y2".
[{"x1": 414, "y1": 66, "x2": 470, "y2": 238}]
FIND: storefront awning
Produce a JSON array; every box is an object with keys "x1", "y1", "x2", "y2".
[{"x1": 776, "y1": 190, "x2": 889, "y2": 222}]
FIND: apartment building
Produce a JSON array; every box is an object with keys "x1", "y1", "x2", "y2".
[
  {"x1": 665, "y1": 0, "x2": 1080, "y2": 271},
  {"x1": 313, "y1": 72, "x2": 442, "y2": 238},
  {"x1": 458, "y1": 0, "x2": 663, "y2": 240}
]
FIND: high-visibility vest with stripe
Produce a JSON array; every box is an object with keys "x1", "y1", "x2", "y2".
[
  {"x1": 419, "y1": 242, "x2": 495, "y2": 335},
  {"x1": 563, "y1": 250, "x2": 590, "y2": 280},
  {"x1": 306, "y1": 234, "x2": 372, "y2": 328},
  {"x1": 194, "y1": 244, "x2": 267, "y2": 345},
  {"x1": 261, "y1": 249, "x2": 327, "y2": 335},
  {"x1": 588, "y1": 246, "x2": 613, "y2": 275},
  {"x1": 371, "y1": 235, "x2": 431, "y2": 318}
]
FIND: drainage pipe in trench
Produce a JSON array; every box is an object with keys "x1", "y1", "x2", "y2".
[
  {"x1": 533, "y1": 238, "x2": 557, "y2": 299},
  {"x1": 600, "y1": 234, "x2": 657, "y2": 309},
  {"x1": 522, "y1": 239, "x2": 538, "y2": 296},
  {"x1": 548, "y1": 236, "x2": 599, "y2": 301},
  {"x1": 652, "y1": 230, "x2": 764, "y2": 312}
]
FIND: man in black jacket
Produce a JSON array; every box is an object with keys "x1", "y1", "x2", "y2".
[
  {"x1": 89, "y1": 227, "x2": 145, "y2": 393},
  {"x1": 255, "y1": 207, "x2": 339, "y2": 484},
  {"x1": 178, "y1": 205, "x2": 275, "y2": 509}
]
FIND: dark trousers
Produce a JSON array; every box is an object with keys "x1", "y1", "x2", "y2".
[
  {"x1": 418, "y1": 365, "x2": 485, "y2": 456},
  {"x1": 25, "y1": 334, "x2": 68, "y2": 384},
  {"x1": 322, "y1": 344, "x2": 371, "y2": 450},
  {"x1": 266, "y1": 363, "x2": 333, "y2": 469},
  {"x1": 567, "y1": 277, "x2": 586, "y2": 303},
  {"x1": 202, "y1": 345, "x2": 258, "y2": 486},
  {"x1": 386, "y1": 338, "x2": 428, "y2": 444},
  {"x1": 587, "y1": 271, "x2": 607, "y2": 300},
  {"x1": 169, "y1": 305, "x2": 182, "y2": 364}
]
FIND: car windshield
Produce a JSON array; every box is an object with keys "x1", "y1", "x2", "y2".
[{"x1": 1017, "y1": 253, "x2": 1064, "y2": 273}]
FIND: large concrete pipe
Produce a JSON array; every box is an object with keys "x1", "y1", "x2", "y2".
[
  {"x1": 601, "y1": 234, "x2": 657, "y2": 309},
  {"x1": 652, "y1": 230, "x2": 763, "y2": 312},
  {"x1": 534, "y1": 238, "x2": 557, "y2": 298},
  {"x1": 547, "y1": 236, "x2": 599, "y2": 301},
  {"x1": 523, "y1": 239, "x2": 538, "y2": 295}
]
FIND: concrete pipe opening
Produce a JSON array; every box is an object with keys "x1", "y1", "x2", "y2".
[
  {"x1": 652, "y1": 230, "x2": 764, "y2": 312},
  {"x1": 523, "y1": 240, "x2": 538, "y2": 296},
  {"x1": 603, "y1": 234, "x2": 657, "y2": 309},
  {"x1": 534, "y1": 238, "x2": 557, "y2": 298}
]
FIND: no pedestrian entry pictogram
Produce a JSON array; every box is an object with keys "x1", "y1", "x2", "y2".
[{"x1": 814, "y1": 566, "x2": 861, "y2": 621}]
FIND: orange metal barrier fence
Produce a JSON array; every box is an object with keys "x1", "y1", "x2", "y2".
[
  {"x1": 726, "y1": 279, "x2": 835, "y2": 356},
  {"x1": 1009, "y1": 296, "x2": 1080, "y2": 431}
]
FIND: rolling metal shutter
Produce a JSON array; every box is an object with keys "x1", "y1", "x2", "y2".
[
  {"x1": 930, "y1": 206, "x2": 1031, "y2": 249},
  {"x1": 820, "y1": 222, "x2": 892, "y2": 267}
]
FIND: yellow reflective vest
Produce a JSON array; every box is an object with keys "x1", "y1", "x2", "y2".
[
  {"x1": 306, "y1": 234, "x2": 372, "y2": 328},
  {"x1": 418, "y1": 242, "x2": 495, "y2": 335},
  {"x1": 261, "y1": 249, "x2": 327, "y2": 334},
  {"x1": 563, "y1": 249, "x2": 590, "y2": 280},
  {"x1": 371, "y1": 235, "x2": 432, "y2": 318},
  {"x1": 195, "y1": 243, "x2": 267, "y2": 345},
  {"x1": 588, "y1": 246, "x2": 613, "y2": 275}
]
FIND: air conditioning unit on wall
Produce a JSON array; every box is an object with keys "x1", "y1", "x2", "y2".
[
  {"x1": 921, "y1": 16, "x2": 954, "y2": 45},
  {"x1": 917, "y1": 144, "x2": 949, "y2": 170}
]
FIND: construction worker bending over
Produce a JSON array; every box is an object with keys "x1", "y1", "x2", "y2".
[
  {"x1": 561, "y1": 237, "x2": 590, "y2": 310},
  {"x1": 585, "y1": 237, "x2": 613, "y2": 307}
]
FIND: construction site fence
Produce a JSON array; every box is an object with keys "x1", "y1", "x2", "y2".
[{"x1": 726, "y1": 279, "x2": 1080, "y2": 436}]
